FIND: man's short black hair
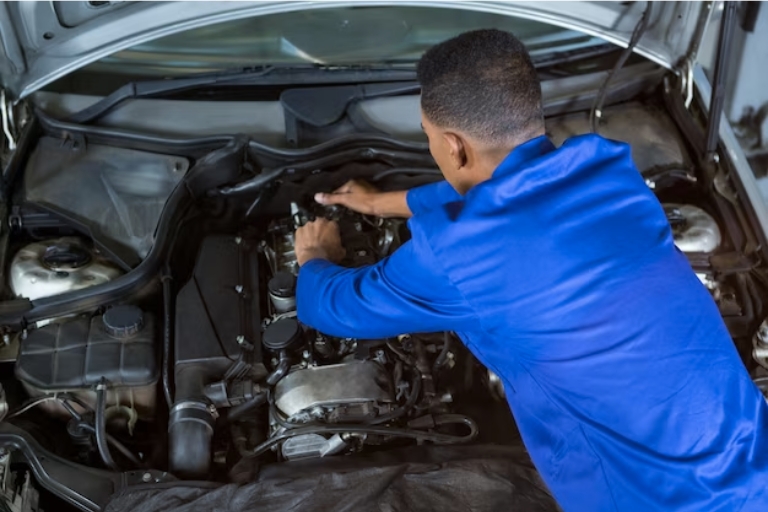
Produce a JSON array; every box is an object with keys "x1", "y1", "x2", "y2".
[{"x1": 417, "y1": 29, "x2": 544, "y2": 146}]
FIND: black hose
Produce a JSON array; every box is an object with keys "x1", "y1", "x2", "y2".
[
  {"x1": 95, "y1": 379, "x2": 118, "y2": 470},
  {"x1": 227, "y1": 393, "x2": 268, "y2": 424},
  {"x1": 590, "y1": 2, "x2": 653, "y2": 133},
  {"x1": 161, "y1": 269, "x2": 174, "y2": 409},
  {"x1": 266, "y1": 351, "x2": 291, "y2": 386},
  {"x1": 366, "y1": 371, "x2": 422, "y2": 425},
  {"x1": 74, "y1": 422, "x2": 143, "y2": 467},
  {"x1": 243, "y1": 419, "x2": 478, "y2": 459},
  {"x1": 433, "y1": 332, "x2": 452, "y2": 374}
]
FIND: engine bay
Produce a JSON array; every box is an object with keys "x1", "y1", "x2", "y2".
[{"x1": 1, "y1": 96, "x2": 767, "y2": 504}]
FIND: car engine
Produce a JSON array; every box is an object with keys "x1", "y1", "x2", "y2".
[{"x1": 1, "y1": 99, "x2": 767, "y2": 509}]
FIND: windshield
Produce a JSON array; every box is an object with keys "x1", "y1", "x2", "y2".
[{"x1": 82, "y1": 6, "x2": 606, "y2": 76}]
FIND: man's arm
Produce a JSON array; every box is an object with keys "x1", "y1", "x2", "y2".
[
  {"x1": 314, "y1": 179, "x2": 461, "y2": 218},
  {"x1": 296, "y1": 221, "x2": 475, "y2": 339}
]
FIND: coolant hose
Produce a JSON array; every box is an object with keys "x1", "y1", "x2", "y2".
[
  {"x1": 266, "y1": 351, "x2": 291, "y2": 386},
  {"x1": 95, "y1": 378, "x2": 118, "y2": 470},
  {"x1": 168, "y1": 401, "x2": 217, "y2": 479}
]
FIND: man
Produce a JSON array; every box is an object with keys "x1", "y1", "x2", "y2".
[{"x1": 294, "y1": 30, "x2": 768, "y2": 511}]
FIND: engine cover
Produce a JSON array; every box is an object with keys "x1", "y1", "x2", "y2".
[{"x1": 274, "y1": 361, "x2": 394, "y2": 421}]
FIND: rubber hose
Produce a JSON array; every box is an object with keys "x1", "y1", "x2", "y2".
[
  {"x1": 366, "y1": 372, "x2": 422, "y2": 425},
  {"x1": 433, "y1": 332, "x2": 452, "y2": 374},
  {"x1": 266, "y1": 352, "x2": 291, "y2": 386},
  {"x1": 95, "y1": 379, "x2": 118, "y2": 470},
  {"x1": 226, "y1": 393, "x2": 267, "y2": 424}
]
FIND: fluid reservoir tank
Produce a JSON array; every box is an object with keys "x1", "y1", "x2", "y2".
[{"x1": 663, "y1": 204, "x2": 721, "y2": 253}]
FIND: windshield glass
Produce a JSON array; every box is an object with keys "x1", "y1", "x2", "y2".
[{"x1": 82, "y1": 6, "x2": 605, "y2": 76}]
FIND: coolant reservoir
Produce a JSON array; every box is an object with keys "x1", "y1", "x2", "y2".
[
  {"x1": 663, "y1": 204, "x2": 721, "y2": 253},
  {"x1": 9, "y1": 237, "x2": 123, "y2": 300}
]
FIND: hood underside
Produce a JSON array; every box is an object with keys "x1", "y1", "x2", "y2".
[{"x1": 0, "y1": 1, "x2": 708, "y2": 100}]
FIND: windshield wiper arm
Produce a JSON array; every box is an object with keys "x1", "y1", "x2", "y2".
[{"x1": 66, "y1": 65, "x2": 282, "y2": 124}]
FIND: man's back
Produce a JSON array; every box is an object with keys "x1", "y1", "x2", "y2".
[{"x1": 299, "y1": 134, "x2": 768, "y2": 510}]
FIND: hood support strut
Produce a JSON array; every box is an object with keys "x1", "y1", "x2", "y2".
[{"x1": 705, "y1": 1, "x2": 737, "y2": 162}]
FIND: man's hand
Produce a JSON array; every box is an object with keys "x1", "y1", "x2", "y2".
[
  {"x1": 295, "y1": 218, "x2": 345, "y2": 266},
  {"x1": 314, "y1": 180, "x2": 381, "y2": 215},
  {"x1": 314, "y1": 180, "x2": 412, "y2": 218}
]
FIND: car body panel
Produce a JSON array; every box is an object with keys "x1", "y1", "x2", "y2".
[{"x1": 0, "y1": 1, "x2": 709, "y2": 99}]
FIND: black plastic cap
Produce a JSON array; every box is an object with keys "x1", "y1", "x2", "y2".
[
  {"x1": 268, "y1": 272, "x2": 296, "y2": 298},
  {"x1": 262, "y1": 318, "x2": 302, "y2": 351},
  {"x1": 103, "y1": 305, "x2": 144, "y2": 339}
]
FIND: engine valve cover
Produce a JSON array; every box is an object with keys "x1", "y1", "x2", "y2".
[{"x1": 275, "y1": 361, "x2": 394, "y2": 419}]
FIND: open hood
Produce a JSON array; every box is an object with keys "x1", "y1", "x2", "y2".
[{"x1": 0, "y1": 1, "x2": 710, "y2": 100}]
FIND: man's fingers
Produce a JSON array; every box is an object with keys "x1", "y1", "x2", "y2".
[{"x1": 315, "y1": 192, "x2": 345, "y2": 205}]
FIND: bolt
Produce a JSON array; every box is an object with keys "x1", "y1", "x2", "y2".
[
  {"x1": 357, "y1": 250, "x2": 367, "y2": 257},
  {"x1": 236, "y1": 335, "x2": 246, "y2": 345},
  {"x1": 235, "y1": 236, "x2": 242, "y2": 245},
  {"x1": 142, "y1": 472, "x2": 152, "y2": 483},
  {"x1": 235, "y1": 285, "x2": 244, "y2": 294},
  {"x1": 302, "y1": 349, "x2": 311, "y2": 359}
]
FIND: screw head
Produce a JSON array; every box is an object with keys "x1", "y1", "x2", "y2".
[
  {"x1": 142, "y1": 472, "x2": 152, "y2": 482},
  {"x1": 235, "y1": 285, "x2": 244, "y2": 294},
  {"x1": 236, "y1": 335, "x2": 245, "y2": 345},
  {"x1": 235, "y1": 237, "x2": 242, "y2": 245}
]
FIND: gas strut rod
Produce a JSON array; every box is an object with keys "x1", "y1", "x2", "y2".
[{"x1": 705, "y1": 1, "x2": 738, "y2": 162}]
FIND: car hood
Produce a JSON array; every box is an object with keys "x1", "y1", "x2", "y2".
[{"x1": 0, "y1": 1, "x2": 710, "y2": 100}]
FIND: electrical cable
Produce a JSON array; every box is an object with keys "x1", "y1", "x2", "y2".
[
  {"x1": 590, "y1": 2, "x2": 654, "y2": 133},
  {"x1": 6, "y1": 397, "x2": 58, "y2": 419}
]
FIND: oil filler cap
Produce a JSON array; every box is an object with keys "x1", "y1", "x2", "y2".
[
  {"x1": 263, "y1": 318, "x2": 302, "y2": 351},
  {"x1": 103, "y1": 305, "x2": 145, "y2": 339},
  {"x1": 268, "y1": 271, "x2": 296, "y2": 298}
]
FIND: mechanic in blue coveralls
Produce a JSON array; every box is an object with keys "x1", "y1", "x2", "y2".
[{"x1": 293, "y1": 29, "x2": 768, "y2": 511}]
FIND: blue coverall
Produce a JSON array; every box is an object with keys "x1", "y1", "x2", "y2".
[{"x1": 297, "y1": 134, "x2": 768, "y2": 511}]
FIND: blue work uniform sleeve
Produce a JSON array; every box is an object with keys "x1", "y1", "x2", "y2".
[
  {"x1": 296, "y1": 220, "x2": 475, "y2": 338},
  {"x1": 405, "y1": 180, "x2": 461, "y2": 216}
]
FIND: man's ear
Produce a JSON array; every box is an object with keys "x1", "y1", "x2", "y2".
[{"x1": 442, "y1": 132, "x2": 468, "y2": 170}]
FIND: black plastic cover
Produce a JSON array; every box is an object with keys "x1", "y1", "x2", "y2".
[
  {"x1": 262, "y1": 318, "x2": 302, "y2": 351},
  {"x1": 104, "y1": 445, "x2": 559, "y2": 512},
  {"x1": 174, "y1": 235, "x2": 266, "y2": 396},
  {"x1": 267, "y1": 271, "x2": 296, "y2": 298},
  {"x1": 16, "y1": 313, "x2": 157, "y2": 389}
]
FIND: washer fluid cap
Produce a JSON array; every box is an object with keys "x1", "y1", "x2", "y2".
[
  {"x1": 263, "y1": 318, "x2": 302, "y2": 351},
  {"x1": 103, "y1": 305, "x2": 145, "y2": 339}
]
